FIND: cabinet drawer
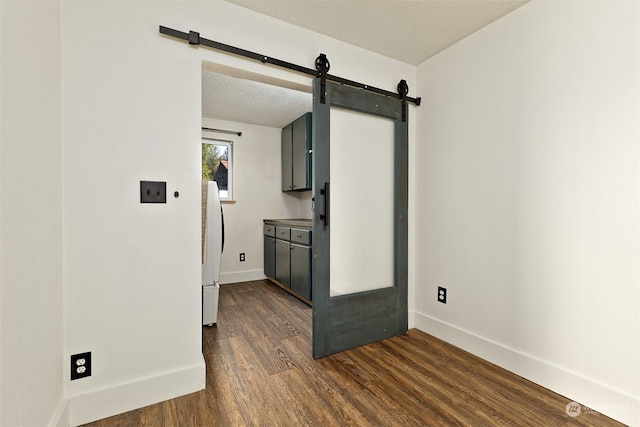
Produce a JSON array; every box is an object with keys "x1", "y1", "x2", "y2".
[
  {"x1": 275, "y1": 226, "x2": 291, "y2": 241},
  {"x1": 290, "y1": 228, "x2": 311, "y2": 245},
  {"x1": 263, "y1": 224, "x2": 276, "y2": 237}
]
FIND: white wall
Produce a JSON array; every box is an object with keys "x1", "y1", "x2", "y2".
[
  {"x1": 415, "y1": 1, "x2": 639, "y2": 424},
  {"x1": 61, "y1": 3, "x2": 205, "y2": 423},
  {"x1": 0, "y1": 1, "x2": 66, "y2": 426},
  {"x1": 60, "y1": 1, "x2": 415, "y2": 424},
  {"x1": 202, "y1": 117, "x2": 311, "y2": 284}
]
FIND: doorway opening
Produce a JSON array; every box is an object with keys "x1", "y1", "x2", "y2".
[
  {"x1": 200, "y1": 60, "x2": 314, "y2": 351},
  {"x1": 200, "y1": 61, "x2": 409, "y2": 361}
]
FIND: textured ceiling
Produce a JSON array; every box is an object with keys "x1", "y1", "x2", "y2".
[
  {"x1": 202, "y1": 67, "x2": 312, "y2": 128},
  {"x1": 227, "y1": 0, "x2": 529, "y2": 65},
  {"x1": 203, "y1": 0, "x2": 530, "y2": 128}
]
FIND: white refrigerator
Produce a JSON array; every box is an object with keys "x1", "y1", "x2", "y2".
[{"x1": 202, "y1": 181, "x2": 223, "y2": 326}]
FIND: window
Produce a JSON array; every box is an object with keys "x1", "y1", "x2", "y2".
[{"x1": 202, "y1": 138, "x2": 233, "y2": 201}]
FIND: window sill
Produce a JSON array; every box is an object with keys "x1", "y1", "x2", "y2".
[{"x1": 221, "y1": 200, "x2": 236, "y2": 204}]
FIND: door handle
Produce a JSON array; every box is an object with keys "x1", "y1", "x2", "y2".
[{"x1": 319, "y1": 182, "x2": 329, "y2": 228}]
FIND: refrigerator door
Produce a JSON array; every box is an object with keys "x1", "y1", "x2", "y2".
[
  {"x1": 202, "y1": 181, "x2": 222, "y2": 286},
  {"x1": 203, "y1": 283, "x2": 220, "y2": 326},
  {"x1": 202, "y1": 181, "x2": 223, "y2": 326}
]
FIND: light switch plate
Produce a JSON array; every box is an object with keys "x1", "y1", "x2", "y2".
[{"x1": 140, "y1": 181, "x2": 166, "y2": 203}]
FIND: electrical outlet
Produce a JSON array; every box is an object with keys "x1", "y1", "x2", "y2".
[
  {"x1": 70, "y1": 352, "x2": 91, "y2": 380},
  {"x1": 438, "y1": 287, "x2": 447, "y2": 304},
  {"x1": 239, "y1": 252, "x2": 245, "y2": 262}
]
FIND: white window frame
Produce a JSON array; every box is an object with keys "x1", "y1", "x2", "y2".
[{"x1": 202, "y1": 138, "x2": 233, "y2": 202}]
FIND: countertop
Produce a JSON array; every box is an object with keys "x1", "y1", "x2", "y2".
[{"x1": 263, "y1": 218, "x2": 312, "y2": 229}]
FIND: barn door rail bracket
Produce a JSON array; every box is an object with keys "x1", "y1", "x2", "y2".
[
  {"x1": 159, "y1": 25, "x2": 422, "y2": 109},
  {"x1": 315, "y1": 53, "x2": 330, "y2": 104},
  {"x1": 398, "y1": 79, "x2": 409, "y2": 122}
]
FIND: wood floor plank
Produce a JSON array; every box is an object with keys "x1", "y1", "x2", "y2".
[
  {"x1": 346, "y1": 346, "x2": 471, "y2": 426},
  {"x1": 372, "y1": 335, "x2": 516, "y2": 425},
  {"x1": 82, "y1": 280, "x2": 626, "y2": 427},
  {"x1": 277, "y1": 334, "x2": 374, "y2": 426}
]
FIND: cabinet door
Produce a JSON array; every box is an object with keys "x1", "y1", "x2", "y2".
[
  {"x1": 291, "y1": 114, "x2": 310, "y2": 190},
  {"x1": 275, "y1": 239, "x2": 291, "y2": 288},
  {"x1": 281, "y1": 124, "x2": 293, "y2": 191},
  {"x1": 263, "y1": 236, "x2": 276, "y2": 279},
  {"x1": 290, "y1": 243, "x2": 312, "y2": 300}
]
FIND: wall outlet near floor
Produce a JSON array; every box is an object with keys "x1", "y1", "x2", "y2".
[
  {"x1": 239, "y1": 252, "x2": 245, "y2": 262},
  {"x1": 438, "y1": 287, "x2": 447, "y2": 304},
  {"x1": 70, "y1": 352, "x2": 91, "y2": 380}
]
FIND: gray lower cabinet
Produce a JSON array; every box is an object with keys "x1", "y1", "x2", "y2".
[
  {"x1": 290, "y1": 243, "x2": 311, "y2": 300},
  {"x1": 263, "y1": 236, "x2": 276, "y2": 279},
  {"x1": 275, "y1": 239, "x2": 291, "y2": 288},
  {"x1": 263, "y1": 223, "x2": 312, "y2": 302}
]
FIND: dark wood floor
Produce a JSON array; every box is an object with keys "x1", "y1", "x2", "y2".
[{"x1": 84, "y1": 280, "x2": 624, "y2": 426}]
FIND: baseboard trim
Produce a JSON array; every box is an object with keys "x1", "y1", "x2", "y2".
[
  {"x1": 219, "y1": 269, "x2": 265, "y2": 284},
  {"x1": 413, "y1": 311, "x2": 639, "y2": 426},
  {"x1": 68, "y1": 357, "x2": 206, "y2": 426},
  {"x1": 49, "y1": 398, "x2": 69, "y2": 427},
  {"x1": 407, "y1": 309, "x2": 416, "y2": 329}
]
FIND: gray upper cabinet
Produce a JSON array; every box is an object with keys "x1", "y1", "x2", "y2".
[
  {"x1": 281, "y1": 123, "x2": 293, "y2": 192},
  {"x1": 292, "y1": 114, "x2": 311, "y2": 190},
  {"x1": 282, "y1": 113, "x2": 312, "y2": 192}
]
